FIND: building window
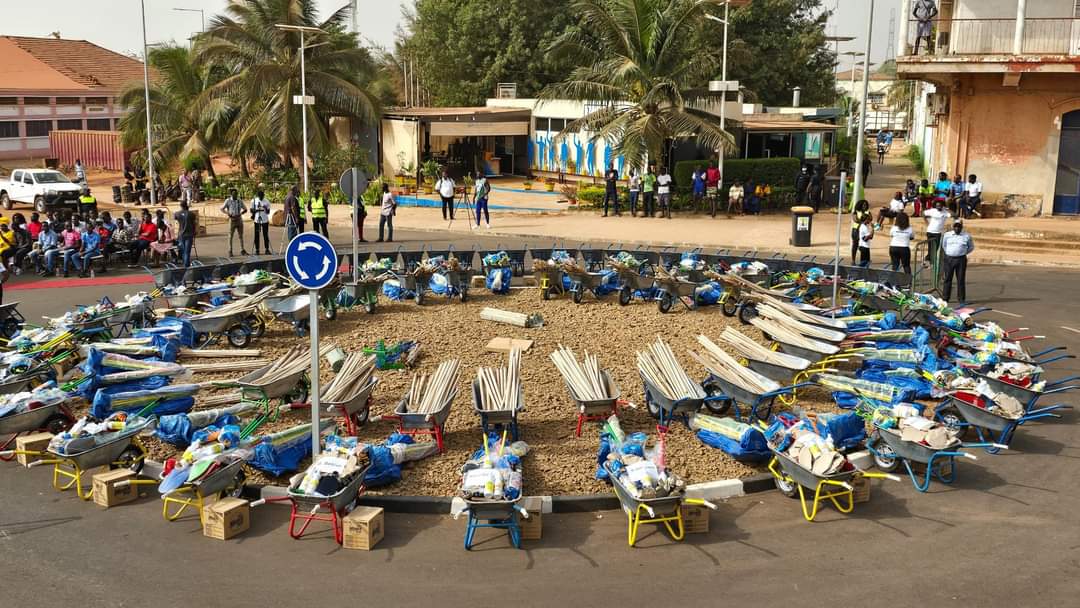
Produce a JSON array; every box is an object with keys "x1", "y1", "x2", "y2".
[
  {"x1": 0, "y1": 122, "x2": 18, "y2": 138},
  {"x1": 867, "y1": 93, "x2": 886, "y2": 104},
  {"x1": 23, "y1": 97, "x2": 50, "y2": 105},
  {"x1": 87, "y1": 118, "x2": 111, "y2": 131},
  {"x1": 55, "y1": 97, "x2": 80, "y2": 105},
  {"x1": 57, "y1": 119, "x2": 82, "y2": 130},
  {"x1": 25, "y1": 120, "x2": 52, "y2": 137},
  {"x1": 549, "y1": 118, "x2": 567, "y2": 132},
  {"x1": 534, "y1": 117, "x2": 550, "y2": 132},
  {"x1": 0, "y1": 97, "x2": 16, "y2": 105},
  {"x1": 85, "y1": 97, "x2": 108, "y2": 105}
]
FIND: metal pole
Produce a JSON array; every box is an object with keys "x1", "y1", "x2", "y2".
[
  {"x1": 847, "y1": 57, "x2": 858, "y2": 137},
  {"x1": 300, "y1": 29, "x2": 309, "y2": 197},
  {"x1": 852, "y1": 1, "x2": 874, "y2": 207},
  {"x1": 351, "y1": 169, "x2": 358, "y2": 282},
  {"x1": 308, "y1": 291, "x2": 320, "y2": 458},
  {"x1": 897, "y1": 0, "x2": 911, "y2": 58},
  {"x1": 833, "y1": 170, "x2": 847, "y2": 313},
  {"x1": 140, "y1": 0, "x2": 156, "y2": 206},
  {"x1": 719, "y1": 1, "x2": 729, "y2": 186}
]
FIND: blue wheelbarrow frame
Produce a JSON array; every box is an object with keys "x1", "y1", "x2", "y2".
[
  {"x1": 701, "y1": 374, "x2": 814, "y2": 422},
  {"x1": 866, "y1": 426, "x2": 990, "y2": 492},
  {"x1": 935, "y1": 394, "x2": 1056, "y2": 454}
]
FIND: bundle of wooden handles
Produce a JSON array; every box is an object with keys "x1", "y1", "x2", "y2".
[{"x1": 476, "y1": 348, "x2": 522, "y2": 411}]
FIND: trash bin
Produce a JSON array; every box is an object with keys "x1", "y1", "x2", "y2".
[{"x1": 790, "y1": 206, "x2": 815, "y2": 247}]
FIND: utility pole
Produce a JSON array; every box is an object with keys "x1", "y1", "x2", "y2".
[{"x1": 852, "y1": 0, "x2": 875, "y2": 207}]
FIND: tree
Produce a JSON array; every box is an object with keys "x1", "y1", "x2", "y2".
[
  {"x1": 724, "y1": 0, "x2": 836, "y2": 107},
  {"x1": 117, "y1": 45, "x2": 233, "y2": 178},
  {"x1": 541, "y1": 0, "x2": 735, "y2": 171},
  {"x1": 399, "y1": 0, "x2": 577, "y2": 106},
  {"x1": 195, "y1": 0, "x2": 380, "y2": 169}
]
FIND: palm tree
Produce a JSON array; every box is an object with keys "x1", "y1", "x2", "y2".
[
  {"x1": 541, "y1": 0, "x2": 735, "y2": 170},
  {"x1": 117, "y1": 45, "x2": 233, "y2": 178},
  {"x1": 195, "y1": 0, "x2": 379, "y2": 170}
]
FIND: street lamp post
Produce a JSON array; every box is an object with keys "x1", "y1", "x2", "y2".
[
  {"x1": 275, "y1": 24, "x2": 325, "y2": 199},
  {"x1": 840, "y1": 51, "x2": 865, "y2": 137},
  {"x1": 852, "y1": 1, "x2": 875, "y2": 207},
  {"x1": 139, "y1": 0, "x2": 156, "y2": 207},
  {"x1": 172, "y1": 7, "x2": 206, "y2": 32},
  {"x1": 706, "y1": 4, "x2": 733, "y2": 195}
]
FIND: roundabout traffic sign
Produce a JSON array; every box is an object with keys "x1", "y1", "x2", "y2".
[{"x1": 285, "y1": 232, "x2": 338, "y2": 290}]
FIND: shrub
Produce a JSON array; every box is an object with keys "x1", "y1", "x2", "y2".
[
  {"x1": 906, "y1": 144, "x2": 925, "y2": 177},
  {"x1": 577, "y1": 185, "x2": 606, "y2": 208},
  {"x1": 673, "y1": 157, "x2": 802, "y2": 195}
]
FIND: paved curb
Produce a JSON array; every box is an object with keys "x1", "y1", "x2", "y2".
[{"x1": 239, "y1": 471, "x2": 779, "y2": 514}]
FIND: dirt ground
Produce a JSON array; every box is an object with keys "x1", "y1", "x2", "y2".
[{"x1": 113, "y1": 286, "x2": 844, "y2": 496}]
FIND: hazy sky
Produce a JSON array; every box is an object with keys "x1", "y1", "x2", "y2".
[{"x1": 5, "y1": 0, "x2": 899, "y2": 66}]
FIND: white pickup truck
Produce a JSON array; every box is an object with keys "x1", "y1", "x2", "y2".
[{"x1": 0, "y1": 168, "x2": 85, "y2": 214}]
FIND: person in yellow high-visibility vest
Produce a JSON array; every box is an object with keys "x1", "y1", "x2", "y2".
[
  {"x1": 308, "y1": 189, "x2": 329, "y2": 237},
  {"x1": 79, "y1": 187, "x2": 97, "y2": 215},
  {"x1": 297, "y1": 191, "x2": 307, "y2": 234}
]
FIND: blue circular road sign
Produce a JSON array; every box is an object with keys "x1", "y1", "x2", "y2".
[{"x1": 285, "y1": 232, "x2": 339, "y2": 289}]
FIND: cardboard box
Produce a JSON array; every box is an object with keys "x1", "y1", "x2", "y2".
[
  {"x1": 853, "y1": 476, "x2": 872, "y2": 504},
  {"x1": 681, "y1": 504, "x2": 710, "y2": 534},
  {"x1": 15, "y1": 432, "x2": 53, "y2": 467},
  {"x1": 343, "y1": 506, "x2": 384, "y2": 550},
  {"x1": 519, "y1": 496, "x2": 543, "y2": 540},
  {"x1": 203, "y1": 498, "x2": 250, "y2": 540},
  {"x1": 92, "y1": 469, "x2": 139, "y2": 508}
]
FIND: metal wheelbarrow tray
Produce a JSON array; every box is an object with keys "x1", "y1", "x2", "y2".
[
  {"x1": 615, "y1": 269, "x2": 657, "y2": 306},
  {"x1": 867, "y1": 427, "x2": 979, "y2": 492},
  {"x1": 161, "y1": 456, "x2": 247, "y2": 523},
  {"x1": 564, "y1": 370, "x2": 622, "y2": 437},
  {"x1": 0, "y1": 362, "x2": 56, "y2": 395},
  {"x1": 283, "y1": 463, "x2": 372, "y2": 544},
  {"x1": 604, "y1": 461, "x2": 711, "y2": 547},
  {"x1": 188, "y1": 309, "x2": 254, "y2": 348},
  {"x1": 235, "y1": 364, "x2": 309, "y2": 411},
  {"x1": 324, "y1": 377, "x2": 379, "y2": 435},
  {"x1": 641, "y1": 375, "x2": 706, "y2": 431},
  {"x1": 702, "y1": 374, "x2": 811, "y2": 422},
  {"x1": 387, "y1": 388, "x2": 457, "y2": 453},
  {"x1": 264, "y1": 293, "x2": 312, "y2": 336},
  {"x1": 564, "y1": 269, "x2": 611, "y2": 304},
  {"x1": 164, "y1": 292, "x2": 205, "y2": 309},
  {"x1": 938, "y1": 393, "x2": 1048, "y2": 454},
  {"x1": 767, "y1": 449, "x2": 892, "y2": 522},
  {"x1": 969, "y1": 370, "x2": 1077, "y2": 417},
  {"x1": 38, "y1": 418, "x2": 152, "y2": 500},
  {"x1": 471, "y1": 379, "x2": 524, "y2": 440},
  {"x1": 653, "y1": 275, "x2": 705, "y2": 313}
]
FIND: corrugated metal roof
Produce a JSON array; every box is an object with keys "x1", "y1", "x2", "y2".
[
  {"x1": 383, "y1": 106, "x2": 531, "y2": 120},
  {"x1": 0, "y1": 36, "x2": 145, "y2": 92},
  {"x1": 741, "y1": 119, "x2": 840, "y2": 131}
]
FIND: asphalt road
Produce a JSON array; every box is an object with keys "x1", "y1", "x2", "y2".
[{"x1": 2, "y1": 230, "x2": 1079, "y2": 607}]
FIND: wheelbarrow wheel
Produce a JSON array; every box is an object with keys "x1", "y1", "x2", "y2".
[
  {"x1": 194, "y1": 332, "x2": 212, "y2": 349},
  {"x1": 250, "y1": 316, "x2": 267, "y2": 339},
  {"x1": 657, "y1": 293, "x2": 674, "y2": 314},
  {"x1": 703, "y1": 382, "x2": 732, "y2": 415},
  {"x1": 1, "y1": 317, "x2": 20, "y2": 339},
  {"x1": 870, "y1": 436, "x2": 899, "y2": 472},
  {"x1": 294, "y1": 321, "x2": 308, "y2": 338},
  {"x1": 324, "y1": 306, "x2": 337, "y2": 321},
  {"x1": 721, "y1": 297, "x2": 738, "y2": 317},
  {"x1": 459, "y1": 288, "x2": 468, "y2": 303},
  {"x1": 936, "y1": 407, "x2": 971, "y2": 440},
  {"x1": 415, "y1": 291, "x2": 425, "y2": 306},
  {"x1": 227, "y1": 325, "x2": 251, "y2": 348},
  {"x1": 645, "y1": 392, "x2": 661, "y2": 419},
  {"x1": 285, "y1": 383, "x2": 309, "y2": 406},
  {"x1": 44, "y1": 413, "x2": 72, "y2": 435},
  {"x1": 572, "y1": 289, "x2": 584, "y2": 304},
  {"x1": 365, "y1": 302, "x2": 376, "y2": 314},
  {"x1": 541, "y1": 287, "x2": 551, "y2": 301},
  {"x1": 774, "y1": 474, "x2": 799, "y2": 498},
  {"x1": 226, "y1": 469, "x2": 247, "y2": 498},
  {"x1": 618, "y1": 287, "x2": 632, "y2": 306},
  {"x1": 115, "y1": 445, "x2": 145, "y2": 474},
  {"x1": 737, "y1": 303, "x2": 758, "y2": 325}
]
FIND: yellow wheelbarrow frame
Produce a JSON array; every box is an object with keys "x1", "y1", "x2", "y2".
[
  {"x1": 768, "y1": 456, "x2": 897, "y2": 522},
  {"x1": 17, "y1": 436, "x2": 148, "y2": 501},
  {"x1": 625, "y1": 497, "x2": 716, "y2": 546}
]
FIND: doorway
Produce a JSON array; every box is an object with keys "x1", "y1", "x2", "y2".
[{"x1": 1053, "y1": 110, "x2": 1080, "y2": 215}]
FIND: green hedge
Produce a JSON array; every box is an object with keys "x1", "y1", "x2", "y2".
[{"x1": 673, "y1": 157, "x2": 802, "y2": 194}]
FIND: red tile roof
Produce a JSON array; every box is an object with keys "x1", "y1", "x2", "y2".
[{"x1": 0, "y1": 36, "x2": 145, "y2": 92}]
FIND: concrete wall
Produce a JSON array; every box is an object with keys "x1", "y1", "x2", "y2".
[
  {"x1": 929, "y1": 73, "x2": 1080, "y2": 215},
  {"x1": 380, "y1": 118, "x2": 418, "y2": 178},
  {"x1": 954, "y1": 0, "x2": 1074, "y2": 19}
]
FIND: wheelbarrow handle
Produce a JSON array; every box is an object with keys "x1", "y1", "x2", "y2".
[
  {"x1": 252, "y1": 496, "x2": 289, "y2": 508},
  {"x1": 28, "y1": 457, "x2": 61, "y2": 467},
  {"x1": 685, "y1": 498, "x2": 718, "y2": 510},
  {"x1": 643, "y1": 504, "x2": 656, "y2": 518},
  {"x1": 516, "y1": 506, "x2": 530, "y2": 519},
  {"x1": 861, "y1": 472, "x2": 902, "y2": 482}
]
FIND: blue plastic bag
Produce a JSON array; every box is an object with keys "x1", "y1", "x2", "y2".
[
  {"x1": 696, "y1": 427, "x2": 770, "y2": 462},
  {"x1": 486, "y1": 268, "x2": 511, "y2": 294}
]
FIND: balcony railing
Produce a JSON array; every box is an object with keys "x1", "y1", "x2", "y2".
[{"x1": 905, "y1": 18, "x2": 1080, "y2": 56}]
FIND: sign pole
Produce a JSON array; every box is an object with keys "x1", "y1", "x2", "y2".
[
  {"x1": 351, "y1": 169, "x2": 359, "y2": 283},
  {"x1": 832, "y1": 170, "x2": 847, "y2": 316},
  {"x1": 308, "y1": 289, "x2": 321, "y2": 457}
]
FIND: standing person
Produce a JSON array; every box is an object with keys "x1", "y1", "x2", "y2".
[
  {"x1": 377, "y1": 183, "x2": 396, "y2": 243},
  {"x1": 885, "y1": 130, "x2": 895, "y2": 152},
  {"x1": 173, "y1": 201, "x2": 196, "y2": 267},
  {"x1": 296, "y1": 190, "x2": 307, "y2": 234},
  {"x1": 656, "y1": 166, "x2": 673, "y2": 219},
  {"x1": 705, "y1": 162, "x2": 721, "y2": 217},
  {"x1": 922, "y1": 198, "x2": 950, "y2": 265},
  {"x1": 78, "y1": 187, "x2": 97, "y2": 216},
  {"x1": 602, "y1": 163, "x2": 620, "y2": 217},
  {"x1": 962, "y1": 174, "x2": 982, "y2": 219},
  {"x1": 941, "y1": 219, "x2": 974, "y2": 302},
  {"x1": 691, "y1": 165, "x2": 706, "y2": 213},
  {"x1": 888, "y1": 212, "x2": 914, "y2": 274},
  {"x1": 436, "y1": 169, "x2": 455, "y2": 221},
  {"x1": 309, "y1": 189, "x2": 329, "y2": 237},
  {"x1": 474, "y1": 173, "x2": 491, "y2": 229},
  {"x1": 861, "y1": 155, "x2": 872, "y2": 186},
  {"x1": 913, "y1": 0, "x2": 939, "y2": 55},
  {"x1": 727, "y1": 180, "x2": 744, "y2": 217},
  {"x1": 352, "y1": 192, "x2": 367, "y2": 243},
  {"x1": 283, "y1": 185, "x2": 300, "y2": 242},
  {"x1": 809, "y1": 166, "x2": 824, "y2": 212},
  {"x1": 877, "y1": 140, "x2": 887, "y2": 165},
  {"x1": 221, "y1": 189, "x2": 248, "y2": 257},
  {"x1": 642, "y1": 166, "x2": 657, "y2": 218},
  {"x1": 127, "y1": 212, "x2": 157, "y2": 267},
  {"x1": 850, "y1": 199, "x2": 871, "y2": 264},
  {"x1": 627, "y1": 169, "x2": 641, "y2": 217},
  {"x1": 74, "y1": 159, "x2": 86, "y2": 185},
  {"x1": 179, "y1": 170, "x2": 193, "y2": 205},
  {"x1": 250, "y1": 190, "x2": 271, "y2": 255},
  {"x1": 794, "y1": 165, "x2": 811, "y2": 205},
  {"x1": 857, "y1": 214, "x2": 874, "y2": 267}
]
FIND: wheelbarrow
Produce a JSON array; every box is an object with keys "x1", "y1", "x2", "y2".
[
  {"x1": 324, "y1": 377, "x2": 379, "y2": 436},
  {"x1": 471, "y1": 379, "x2": 524, "y2": 441},
  {"x1": 701, "y1": 374, "x2": 813, "y2": 422},
  {"x1": 188, "y1": 308, "x2": 256, "y2": 348},
  {"x1": 936, "y1": 392, "x2": 1049, "y2": 454},
  {"x1": 231, "y1": 364, "x2": 309, "y2": 419},
  {"x1": 533, "y1": 265, "x2": 566, "y2": 301},
  {"x1": 866, "y1": 426, "x2": 987, "y2": 492},
  {"x1": 653, "y1": 274, "x2": 706, "y2": 313},
  {"x1": 604, "y1": 461, "x2": 717, "y2": 547},
  {"x1": 155, "y1": 455, "x2": 248, "y2": 523},
  {"x1": 377, "y1": 387, "x2": 457, "y2": 453},
  {"x1": 459, "y1": 494, "x2": 529, "y2": 550},
  {"x1": 258, "y1": 462, "x2": 372, "y2": 544},
  {"x1": 563, "y1": 370, "x2": 624, "y2": 437},
  {"x1": 339, "y1": 277, "x2": 386, "y2": 315},
  {"x1": 641, "y1": 375, "x2": 711, "y2": 433},
  {"x1": 565, "y1": 269, "x2": 612, "y2": 304},
  {"x1": 615, "y1": 269, "x2": 657, "y2": 306},
  {"x1": 0, "y1": 400, "x2": 75, "y2": 461},
  {"x1": 768, "y1": 449, "x2": 897, "y2": 522},
  {"x1": 969, "y1": 370, "x2": 1077, "y2": 418}
]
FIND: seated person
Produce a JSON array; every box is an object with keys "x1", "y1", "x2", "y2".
[
  {"x1": 71, "y1": 223, "x2": 102, "y2": 278},
  {"x1": 875, "y1": 191, "x2": 907, "y2": 228},
  {"x1": 962, "y1": 174, "x2": 982, "y2": 218},
  {"x1": 28, "y1": 222, "x2": 58, "y2": 274}
]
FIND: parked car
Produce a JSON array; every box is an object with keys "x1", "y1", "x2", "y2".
[{"x1": 0, "y1": 169, "x2": 84, "y2": 213}]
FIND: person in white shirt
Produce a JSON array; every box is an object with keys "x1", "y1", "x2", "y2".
[
  {"x1": 888, "y1": 212, "x2": 914, "y2": 274},
  {"x1": 656, "y1": 167, "x2": 673, "y2": 219},
  {"x1": 922, "y1": 199, "x2": 950, "y2": 264},
  {"x1": 628, "y1": 169, "x2": 641, "y2": 217},
  {"x1": 962, "y1": 174, "x2": 982, "y2": 219},
  {"x1": 876, "y1": 191, "x2": 907, "y2": 229},
  {"x1": 727, "y1": 181, "x2": 744, "y2": 217},
  {"x1": 250, "y1": 190, "x2": 271, "y2": 255},
  {"x1": 377, "y1": 183, "x2": 396, "y2": 243},
  {"x1": 941, "y1": 219, "x2": 975, "y2": 302},
  {"x1": 857, "y1": 214, "x2": 874, "y2": 267},
  {"x1": 436, "y1": 169, "x2": 455, "y2": 221}
]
